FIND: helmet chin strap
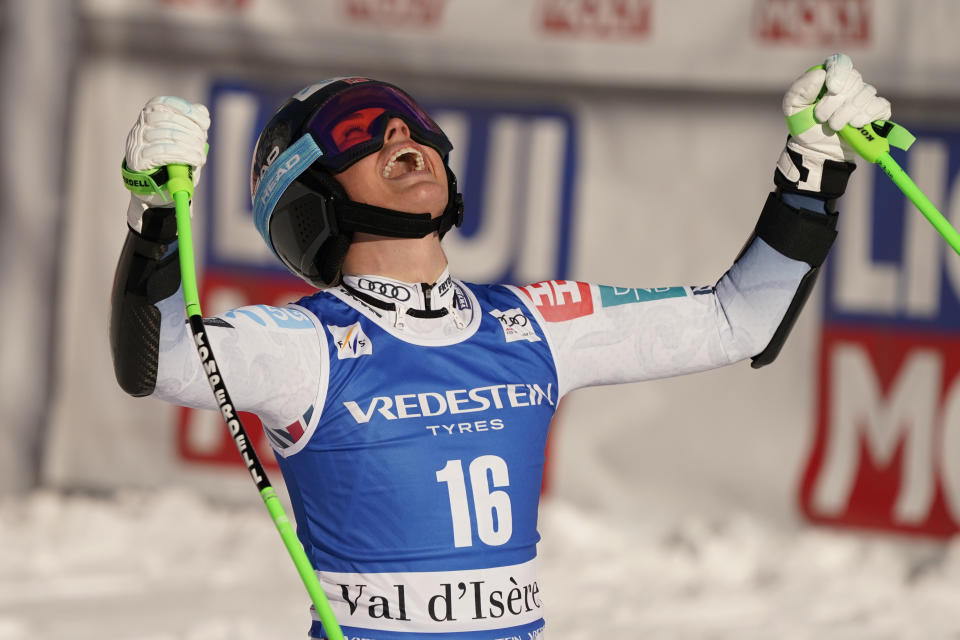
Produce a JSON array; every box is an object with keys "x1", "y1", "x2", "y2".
[
  {"x1": 331, "y1": 174, "x2": 464, "y2": 240},
  {"x1": 334, "y1": 200, "x2": 446, "y2": 238}
]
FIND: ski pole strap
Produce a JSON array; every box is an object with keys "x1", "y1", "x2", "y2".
[
  {"x1": 786, "y1": 105, "x2": 916, "y2": 162},
  {"x1": 121, "y1": 160, "x2": 173, "y2": 202},
  {"x1": 122, "y1": 144, "x2": 207, "y2": 202},
  {"x1": 785, "y1": 103, "x2": 820, "y2": 138},
  {"x1": 839, "y1": 120, "x2": 915, "y2": 162}
]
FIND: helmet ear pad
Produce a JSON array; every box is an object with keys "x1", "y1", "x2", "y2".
[
  {"x1": 266, "y1": 165, "x2": 350, "y2": 288},
  {"x1": 318, "y1": 233, "x2": 352, "y2": 286},
  {"x1": 297, "y1": 166, "x2": 352, "y2": 287}
]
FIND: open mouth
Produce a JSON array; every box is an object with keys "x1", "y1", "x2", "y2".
[{"x1": 382, "y1": 146, "x2": 425, "y2": 179}]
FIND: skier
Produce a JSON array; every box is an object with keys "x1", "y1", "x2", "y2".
[{"x1": 112, "y1": 54, "x2": 890, "y2": 639}]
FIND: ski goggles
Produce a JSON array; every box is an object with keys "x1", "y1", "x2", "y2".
[{"x1": 303, "y1": 80, "x2": 452, "y2": 173}]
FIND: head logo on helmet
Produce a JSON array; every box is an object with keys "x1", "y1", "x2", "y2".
[
  {"x1": 250, "y1": 78, "x2": 464, "y2": 288},
  {"x1": 252, "y1": 145, "x2": 280, "y2": 194}
]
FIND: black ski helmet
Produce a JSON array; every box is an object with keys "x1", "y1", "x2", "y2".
[{"x1": 250, "y1": 77, "x2": 464, "y2": 287}]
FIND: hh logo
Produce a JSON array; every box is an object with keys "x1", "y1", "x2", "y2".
[
  {"x1": 753, "y1": 0, "x2": 871, "y2": 45},
  {"x1": 205, "y1": 81, "x2": 577, "y2": 286},
  {"x1": 327, "y1": 322, "x2": 373, "y2": 359},
  {"x1": 540, "y1": 0, "x2": 652, "y2": 38},
  {"x1": 807, "y1": 127, "x2": 960, "y2": 537},
  {"x1": 521, "y1": 281, "x2": 593, "y2": 321}
]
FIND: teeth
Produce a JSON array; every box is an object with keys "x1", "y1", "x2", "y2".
[{"x1": 382, "y1": 147, "x2": 425, "y2": 178}]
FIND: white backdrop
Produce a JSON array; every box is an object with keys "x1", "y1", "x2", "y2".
[{"x1": 3, "y1": 0, "x2": 956, "y2": 538}]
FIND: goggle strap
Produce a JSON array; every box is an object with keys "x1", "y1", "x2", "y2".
[{"x1": 335, "y1": 200, "x2": 442, "y2": 238}]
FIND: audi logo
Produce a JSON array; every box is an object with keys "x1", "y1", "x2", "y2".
[{"x1": 358, "y1": 278, "x2": 413, "y2": 302}]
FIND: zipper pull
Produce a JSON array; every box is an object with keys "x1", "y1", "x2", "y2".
[
  {"x1": 421, "y1": 282, "x2": 432, "y2": 311},
  {"x1": 394, "y1": 303, "x2": 407, "y2": 330},
  {"x1": 450, "y1": 305, "x2": 466, "y2": 329}
]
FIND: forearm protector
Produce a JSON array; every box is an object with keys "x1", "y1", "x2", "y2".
[
  {"x1": 747, "y1": 160, "x2": 854, "y2": 368},
  {"x1": 110, "y1": 207, "x2": 181, "y2": 396}
]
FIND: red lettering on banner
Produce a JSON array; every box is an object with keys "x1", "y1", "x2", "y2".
[
  {"x1": 800, "y1": 327, "x2": 960, "y2": 538},
  {"x1": 344, "y1": 0, "x2": 447, "y2": 26},
  {"x1": 521, "y1": 280, "x2": 594, "y2": 321},
  {"x1": 159, "y1": 0, "x2": 251, "y2": 8},
  {"x1": 540, "y1": 0, "x2": 651, "y2": 38},
  {"x1": 753, "y1": 0, "x2": 870, "y2": 45}
]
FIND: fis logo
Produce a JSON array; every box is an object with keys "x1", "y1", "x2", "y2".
[{"x1": 327, "y1": 322, "x2": 373, "y2": 360}]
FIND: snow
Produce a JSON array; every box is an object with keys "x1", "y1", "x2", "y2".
[{"x1": 1, "y1": 489, "x2": 958, "y2": 639}]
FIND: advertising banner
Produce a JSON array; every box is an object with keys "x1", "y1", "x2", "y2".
[
  {"x1": 801, "y1": 128, "x2": 960, "y2": 537},
  {"x1": 42, "y1": 1, "x2": 960, "y2": 534},
  {"x1": 80, "y1": 0, "x2": 960, "y2": 97}
]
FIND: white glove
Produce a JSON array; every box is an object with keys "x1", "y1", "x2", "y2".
[
  {"x1": 124, "y1": 96, "x2": 210, "y2": 231},
  {"x1": 778, "y1": 53, "x2": 891, "y2": 194}
]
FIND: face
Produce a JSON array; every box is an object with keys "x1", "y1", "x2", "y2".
[{"x1": 333, "y1": 117, "x2": 449, "y2": 218}]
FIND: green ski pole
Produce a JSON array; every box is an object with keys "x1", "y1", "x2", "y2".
[
  {"x1": 787, "y1": 66, "x2": 960, "y2": 257},
  {"x1": 836, "y1": 123, "x2": 960, "y2": 256},
  {"x1": 165, "y1": 163, "x2": 344, "y2": 640}
]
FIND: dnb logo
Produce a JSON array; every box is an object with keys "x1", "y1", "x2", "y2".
[
  {"x1": 803, "y1": 127, "x2": 960, "y2": 537},
  {"x1": 177, "y1": 80, "x2": 577, "y2": 470}
]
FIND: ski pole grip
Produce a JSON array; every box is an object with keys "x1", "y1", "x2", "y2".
[
  {"x1": 168, "y1": 162, "x2": 201, "y2": 317},
  {"x1": 166, "y1": 164, "x2": 194, "y2": 199}
]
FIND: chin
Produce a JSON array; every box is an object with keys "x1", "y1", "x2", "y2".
[{"x1": 395, "y1": 181, "x2": 447, "y2": 217}]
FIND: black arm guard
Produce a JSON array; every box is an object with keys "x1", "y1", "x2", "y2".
[
  {"x1": 747, "y1": 191, "x2": 840, "y2": 369},
  {"x1": 110, "y1": 207, "x2": 181, "y2": 396}
]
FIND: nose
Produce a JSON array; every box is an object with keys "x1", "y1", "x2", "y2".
[{"x1": 384, "y1": 117, "x2": 411, "y2": 142}]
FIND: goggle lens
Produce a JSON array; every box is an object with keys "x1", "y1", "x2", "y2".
[
  {"x1": 304, "y1": 82, "x2": 451, "y2": 172},
  {"x1": 328, "y1": 107, "x2": 386, "y2": 152}
]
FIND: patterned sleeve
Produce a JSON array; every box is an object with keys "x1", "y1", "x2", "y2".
[
  {"x1": 150, "y1": 288, "x2": 327, "y2": 431},
  {"x1": 516, "y1": 236, "x2": 811, "y2": 397}
]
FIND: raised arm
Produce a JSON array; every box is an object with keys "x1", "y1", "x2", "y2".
[
  {"x1": 517, "y1": 54, "x2": 890, "y2": 398},
  {"x1": 110, "y1": 97, "x2": 324, "y2": 430}
]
